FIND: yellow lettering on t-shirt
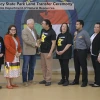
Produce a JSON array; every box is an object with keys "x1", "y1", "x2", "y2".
[
  {"x1": 58, "y1": 38, "x2": 63, "y2": 46},
  {"x1": 41, "y1": 34, "x2": 46, "y2": 42}
]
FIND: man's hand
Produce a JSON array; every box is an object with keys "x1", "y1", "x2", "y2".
[
  {"x1": 35, "y1": 43, "x2": 40, "y2": 48},
  {"x1": 47, "y1": 53, "x2": 52, "y2": 59},
  {"x1": 37, "y1": 39, "x2": 41, "y2": 46}
]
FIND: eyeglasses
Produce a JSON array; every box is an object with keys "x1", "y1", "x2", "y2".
[{"x1": 10, "y1": 29, "x2": 16, "y2": 31}]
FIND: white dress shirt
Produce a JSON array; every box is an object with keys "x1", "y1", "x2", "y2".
[
  {"x1": 90, "y1": 33, "x2": 97, "y2": 56},
  {"x1": 27, "y1": 27, "x2": 37, "y2": 41},
  {"x1": 27, "y1": 27, "x2": 37, "y2": 46}
]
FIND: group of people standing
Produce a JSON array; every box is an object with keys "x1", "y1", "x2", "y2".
[{"x1": 0, "y1": 19, "x2": 100, "y2": 89}]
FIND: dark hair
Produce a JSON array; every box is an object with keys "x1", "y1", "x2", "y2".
[
  {"x1": 60, "y1": 23, "x2": 69, "y2": 33},
  {"x1": 43, "y1": 19, "x2": 52, "y2": 28},
  {"x1": 77, "y1": 20, "x2": 84, "y2": 27},
  {"x1": 96, "y1": 22, "x2": 100, "y2": 25},
  {"x1": 6, "y1": 25, "x2": 17, "y2": 37}
]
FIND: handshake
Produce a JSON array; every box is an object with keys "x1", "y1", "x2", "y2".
[
  {"x1": 36, "y1": 39, "x2": 41, "y2": 55},
  {"x1": 35, "y1": 39, "x2": 41, "y2": 48}
]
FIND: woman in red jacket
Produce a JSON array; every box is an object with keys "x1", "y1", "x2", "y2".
[{"x1": 4, "y1": 25, "x2": 22, "y2": 89}]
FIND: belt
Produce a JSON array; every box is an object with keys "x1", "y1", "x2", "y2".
[
  {"x1": 5, "y1": 62, "x2": 20, "y2": 66},
  {"x1": 75, "y1": 49, "x2": 87, "y2": 51}
]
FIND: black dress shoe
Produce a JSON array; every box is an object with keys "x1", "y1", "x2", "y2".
[
  {"x1": 39, "y1": 80, "x2": 46, "y2": 84},
  {"x1": 81, "y1": 83, "x2": 87, "y2": 87},
  {"x1": 63, "y1": 80, "x2": 69, "y2": 86},
  {"x1": 58, "y1": 79, "x2": 65, "y2": 85},
  {"x1": 89, "y1": 83, "x2": 94, "y2": 86},
  {"x1": 70, "y1": 81, "x2": 79, "y2": 85},
  {"x1": 91, "y1": 84, "x2": 100, "y2": 87},
  {"x1": 45, "y1": 82, "x2": 51, "y2": 86},
  {"x1": 89, "y1": 82, "x2": 96, "y2": 86}
]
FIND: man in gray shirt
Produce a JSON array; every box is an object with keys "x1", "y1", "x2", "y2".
[{"x1": 70, "y1": 20, "x2": 91, "y2": 87}]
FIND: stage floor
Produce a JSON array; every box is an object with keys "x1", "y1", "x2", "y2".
[{"x1": 0, "y1": 74, "x2": 100, "y2": 100}]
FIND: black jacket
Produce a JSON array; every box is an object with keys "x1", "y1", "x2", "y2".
[
  {"x1": 92, "y1": 33, "x2": 100, "y2": 56},
  {"x1": 0, "y1": 36, "x2": 5, "y2": 64}
]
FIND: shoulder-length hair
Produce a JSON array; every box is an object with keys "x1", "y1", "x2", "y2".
[
  {"x1": 60, "y1": 23, "x2": 69, "y2": 33},
  {"x1": 6, "y1": 25, "x2": 17, "y2": 37}
]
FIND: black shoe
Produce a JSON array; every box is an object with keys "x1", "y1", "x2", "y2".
[
  {"x1": 0, "y1": 86, "x2": 2, "y2": 89},
  {"x1": 89, "y1": 83, "x2": 94, "y2": 86},
  {"x1": 58, "y1": 79, "x2": 65, "y2": 85},
  {"x1": 70, "y1": 81, "x2": 79, "y2": 85},
  {"x1": 91, "y1": 84, "x2": 100, "y2": 87},
  {"x1": 39, "y1": 80, "x2": 46, "y2": 84},
  {"x1": 63, "y1": 80, "x2": 69, "y2": 86},
  {"x1": 45, "y1": 82, "x2": 51, "y2": 86},
  {"x1": 81, "y1": 83, "x2": 87, "y2": 87},
  {"x1": 89, "y1": 82, "x2": 96, "y2": 86}
]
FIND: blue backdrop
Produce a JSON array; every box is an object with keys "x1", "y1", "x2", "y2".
[{"x1": 0, "y1": 0, "x2": 100, "y2": 38}]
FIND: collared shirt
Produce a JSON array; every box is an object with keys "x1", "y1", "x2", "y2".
[
  {"x1": 27, "y1": 27, "x2": 37, "y2": 41},
  {"x1": 74, "y1": 29, "x2": 91, "y2": 49},
  {"x1": 27, "y1": 27, "x2": 37, "y2": 46},
  {"x1": 90, "y1": 33, "x2": 97, "y2": 56}
]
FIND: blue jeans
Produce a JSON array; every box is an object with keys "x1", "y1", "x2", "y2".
[{"x1": 22, "y1": 55, "x2": 36, "y2": 82}]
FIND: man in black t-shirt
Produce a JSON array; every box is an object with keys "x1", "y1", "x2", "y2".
[{"x1": 39, "y1": 19, "x2": 56, "y2": 86}]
